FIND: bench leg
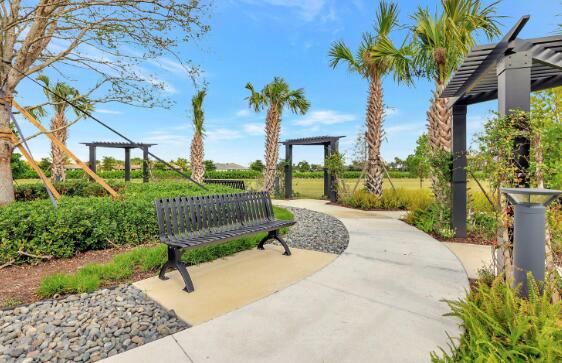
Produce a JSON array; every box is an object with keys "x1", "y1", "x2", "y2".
[
  {"x1": 159, "y1": 246, "x2": 195, "y2": 293},
  {"x1": 257, "y1": 231, "x2": 273, "y2": 250},
  {"x1": 258, "y1": 230, "x2": 291, "y2": 256},
  {"x1": 273, "y1": 231, "x2": 292, "y2": 256}
]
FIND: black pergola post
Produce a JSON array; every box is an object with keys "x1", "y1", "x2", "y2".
[
  {"x1": 124, "y1": 148, "x2": 131, "y2": 182},
  {"x1": 497, "y1": 52, "x2": 532, "y2": 186},
  {"x1": 323, "y1": 144, "x2": 329, "y2": 198},
  {"x1": 284, "y1": 144, "x2": 293, "y2": 198},
  {"x1": 451, "y1": 104, "x2": 467, "y2": 237},
  {"x1": 88, "y1": 145, "x2": 96, "y2": 173},
  {"x1": 142, "y1": 146, "x2": 149, "y2": 183}
]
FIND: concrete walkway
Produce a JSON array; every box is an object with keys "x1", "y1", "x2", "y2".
[{"x1": 102, "y1": 200, "x2": 468, "y2": 363}]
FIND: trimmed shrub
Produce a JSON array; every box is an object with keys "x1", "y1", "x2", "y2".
[
  {"x1": 0, "y1": 182, "x2": 236, "y2": 264},
  {"x1": 14, "y1": 180, "x2": 127, "y2": 201},
  {"x1": 341, "y1": 188, "x2": 433, "y2": 211}
]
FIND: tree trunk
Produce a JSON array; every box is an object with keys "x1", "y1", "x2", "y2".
[
  {"x1": 0, "y1": 104, "x2": 15, "y2": 206},
  {"x1": 50, "y1": 113, "x2": 68, "y2": 182},
  {"x1": 427, "y1": 82, "x2": 452, "y2": 206},
  {"x1": 190, "y1": 132, "x2": 204, "y2": 184},
  {"x1": 263, "y1": 106, "x2": 280, "y2": 193},
  {"x1": 365, "y1": 77, "x2": 384, "y2": 196}
]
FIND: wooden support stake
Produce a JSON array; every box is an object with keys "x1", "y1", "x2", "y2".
[
  {"x1": 15, "y1": 141, "x2": 61, "y2": 200},
  {"x1": 11, "y1": 100, "x2": 118, "y2": 198}
]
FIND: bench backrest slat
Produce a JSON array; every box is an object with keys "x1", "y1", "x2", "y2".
[{"x1": 154, "y1": 192, "x2": 275, "y2": 241}]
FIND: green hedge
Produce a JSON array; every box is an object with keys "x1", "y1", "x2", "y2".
[
  {"x1": 0, "y1": 182, "x2": 236, "y2": 265},
  {"x1": 14, "y1": 180, "x2": 127, "y2": 201},
  {"x1": 15, "y1": 169, "x2": 414, "y2": 180}
]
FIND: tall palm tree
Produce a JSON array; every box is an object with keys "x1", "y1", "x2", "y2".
[
  {"x1": 329, "y1": 1, "x2": 413, "y2": 196},
  {"x1": 190, "y1": 89, "x2": 206, "y2": 184},
  {"x1": 412, "y1": 0, "x2": 501, "y2": 153},
  {"x1": 34, "y1": 75, "x2": 93, "y2": 181},
  {"x1": 245, "y1": 77, "x2": 310, "y2": 193}
]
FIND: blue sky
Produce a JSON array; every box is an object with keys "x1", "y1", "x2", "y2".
[{"x1": 15, "y1": 0, "x2": 562, "y2": 166}]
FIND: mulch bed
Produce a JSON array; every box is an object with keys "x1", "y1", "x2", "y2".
[
  {"x1": 0, "y1": 243, "x2": 158, "y2": 307},
  {"x1": 431, "y1": 233, "x2": 494, "y2": 246}
]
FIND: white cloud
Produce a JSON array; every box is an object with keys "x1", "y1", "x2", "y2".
[
  {"x1": 384, "y1": 107, "x2": 399, "y2": 117},
  {"x1": 236, "y1": 109, "x2": 252, "y2": 117},
  {"x1": 145, "y1": 131, "x2": 189, "y2": 145},
  {"x1": 293, "y1": 110, "x2": 356, "y2": 126},
  {"x1": 243, "y1": 123, "x2": 264, "y2": 135},
  {"x1": 207, "y1": 128, "x2": 242, "y2": 141},
  {"x1": 385, "y1": 123, "x2": 425, "y2": 135},
  {"x1": 241, "y1": 0, "x2": 333, "y2": 22},
  {"x1": 95, "y1": 108, "x2": 123, "y2": 115}
]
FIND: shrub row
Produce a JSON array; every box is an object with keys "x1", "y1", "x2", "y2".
[
  {"x1": 14, "y1": 180, "x2": 127, "y2": 201},
  {"x1": 340, "y1": 188, "x2": 434, "y2": 211},
  {"x1": 0, "y1": 182, "x2": 238, "y2": 265},
  {"x1": 16, "y1": 169, "x2": 415, "y2": 180}
]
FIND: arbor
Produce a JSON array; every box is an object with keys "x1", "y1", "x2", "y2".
[
  {"x1": 189, "y1": 90, "x2": 207, "y2": 184},
  {"x1": 0, "y1": 1, "x2": 210, "y2": 205},
  {"x1": 245, "y1": 77, "x2": 310, "y2": 192},
  {"x1": 329, "y1": 1, "x2": 412, "y2": 196},
  {"x1": 250, "y1": 160, "x2": 265, "y2": 172},
  {"x1": 32, "y1": 75, "x2": 93, "y2": 181}
]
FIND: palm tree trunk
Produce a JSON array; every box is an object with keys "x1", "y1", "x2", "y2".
[
  {"x1": 50, "y1": 113, "x2": 68, "y2": 182},
  {"x1": 0, "y1": 106, "x2": 15, "y2": 206},
  {"x1": 263, "y1": 106, "x2": 280, "y2": 193},
  {"x1": 365, "y1": 76, "x2": 384, "y2": 196},
  {"x1": 190, "y1": 132, "x2": 204, "y2": 184},
  {"x1": 427, "y1": 82, "x2": 452, "y2": 206}
]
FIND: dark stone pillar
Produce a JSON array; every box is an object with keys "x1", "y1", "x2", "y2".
[
  {"x1": 497, "y1": 52, "x2": 531, "y2": 186},
  {"x1": 452, "y1": 104, "x2": 467, "y2": 238},
  {"x1": 88, "y1": 145, "x2": 96, "y2": 173},
  {"x1": 284, "y1": 144, "x2": 293, "y2": 199},
  {"x1": 142, "y1": 146, "x2": 149, "y2": 183},
  {"x1": 124, "y1": 148, "x2": 131, "y2": 182},
  {"x1": 323, "y1": 144, "x2": 329, "y2": 198}
]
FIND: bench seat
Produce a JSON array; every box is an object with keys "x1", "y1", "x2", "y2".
[{"x1": 154, "y1": 191, "x2": 295, "y2": 292}]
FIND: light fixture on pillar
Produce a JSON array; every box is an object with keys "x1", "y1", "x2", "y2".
[{"x1": 500, "y1": 187, "x2": 562, "y2": 296}]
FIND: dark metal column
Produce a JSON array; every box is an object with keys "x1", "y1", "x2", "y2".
[
  {"x1": 451, "y1": 104, "x2": 468, "y2": 237},
  {"x1": 323, "y1": 144, "x2": 329, "y2": 198},
  {"x1": 284, "y1": 144, "x2": 293, "y2": 199},
  {"x1": 88, "y1": 145, "x2": 96, "y2": 173},
  {"x1": 124, "y1": 148, "x2": 131, "y2": 182},
  {"x1": 142, "y1": 146, "x2": 149, "y2": 183},
  {"x1": 497, "y1": 52, "x2": 532, "y2": 186}
]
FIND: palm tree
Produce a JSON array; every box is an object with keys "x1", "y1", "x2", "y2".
[
  {"x1": 412, "y1": 0, "x2": 501, "y2": 154},
  {"x1": 329, "y1": 1, "x2": 413, "y2": 196},
  {"x1": 245, "y1": 77, "x2": 310, "y2": 193},
  {"x1": 33, "y1": 75, "x2": 94, "y2": 181},
  {"x1": 190, "y1": 89, "x2": 206, "y2": 184}
]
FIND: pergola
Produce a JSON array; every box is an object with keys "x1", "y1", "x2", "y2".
[
  {"x1": 281, "y1": 136, "x2": 344, "y2": 202},
  {"x1": 82, "y1": 141, "x2": 156, "y2": 182},
  {"x1": 441, "y1": 16, "x2": 562, "y2": 237}
]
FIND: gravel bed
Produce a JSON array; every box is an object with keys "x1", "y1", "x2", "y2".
[
  {"x1": 0, "y1": 285, "x2": 188, "y2": 363},
  {"x1": 276, "y1": 207, "x2": 349, "y2": 254}
]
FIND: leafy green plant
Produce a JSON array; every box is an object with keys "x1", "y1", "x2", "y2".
[
  {"x1": 38, "y1": 206, "x2": 293, "y2": 297},
  {"x1": 341, "y1": 188, "x2": 433, "y2": 211},
  {"x1": 432, "y1": 275, "x2": 562, "y2": 362}
]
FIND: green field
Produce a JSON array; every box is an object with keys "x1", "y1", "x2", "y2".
[{"x1": 15, "y1": 177, "x2": 490, "y2": 200}]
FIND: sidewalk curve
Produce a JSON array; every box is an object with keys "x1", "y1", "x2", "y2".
[{"x1": 102, "y1": 199, "x2": 469, "y2": 363}]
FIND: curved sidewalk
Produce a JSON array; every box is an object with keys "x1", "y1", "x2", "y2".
[{"x1": 103, "y1": 200, "x2": 468, "y2": 363}]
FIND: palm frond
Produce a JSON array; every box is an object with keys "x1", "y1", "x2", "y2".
[
  {"x1": 191, "y1": 89, "x2": 206, "y2": 134},
  {"x1": 245, "y1": 82, "x2": 266, "y2": 112},
  {"x1": 328, "y1": 41, "x2": 362, "y2": 75}
]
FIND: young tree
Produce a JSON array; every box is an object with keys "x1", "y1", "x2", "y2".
[
  {"x1": 412, "y1": 0, "x2": 500, "y2": 204},
  {"x1": 329, "y1": 1, "x2": 413, "y2": 196},
  {"x1": 32, "y1": 75, "x2": 93, "y2": 181},
  {"x1": 245, "y1": 77, "x2": 310, "y2": 192},
  {"x1": 405, "y1": 134, "x2": 431, "y2": 188},
  {"x1": 101, "y1": 156, "x2": 117, "y2": 172},
  {"x1": 296, "y1": 161, "x2": 311, "y2": 172},
  {"x1": 250, "y1": 159, "x2": 265, "y2": 172},
  {"x1": 189, "y1": 89, "x2": 206, "y2": 184},
  {"x1": 204, "y1": 160, "x2": 216, "y2": 172},
  {"x1": 0, "y1": 1, "x2": 210, "y2": 205}
]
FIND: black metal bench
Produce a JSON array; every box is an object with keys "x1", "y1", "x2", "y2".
[
  {"x1": 204, "y1": 179, "x2": 245, "y2": 190},
  {"x1": 155, "y1": 191, "x2": 295, "y2": 292}
]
